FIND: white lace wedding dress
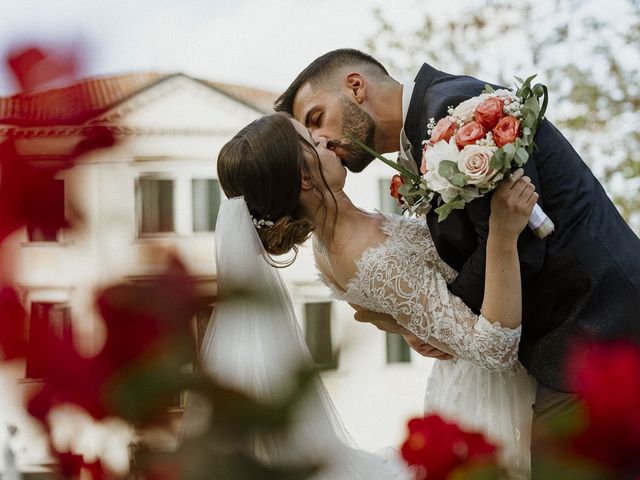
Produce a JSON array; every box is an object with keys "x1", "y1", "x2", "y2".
[{"x1": 316, "y1": 213, "x2": 536, "y2": 479}]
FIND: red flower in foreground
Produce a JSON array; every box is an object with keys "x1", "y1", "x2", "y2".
[
  {"x1": 27, "y1": 334, "x2": 110, "y2": 422},
  {"x1": 96, "y1": 256, "x2": 202, "y2": 369},
  {"x1": 0, "y1": 287, "x2": 27, "y2": 360},
  {"x1": 1, "y1": 43, "x2": 117, "y2": 243},
  {"x1": 27, "y1": 257, "x2": 202, "y2": 424},
  {"x1": 566, "y1": 339, "x2": 640, "y2": 471},
  {"x1": 7, "y1": 45, "x2": 79, "y2": 93},
  {"x1": 401, "y1": 414, "x2": 497, "y2": 480},
  {"x1": 56, "y1": 450, "x2": 106, "y2": 480},
  {"x1": 390, "y1": 174, "x2": 405, "y2": 206}
]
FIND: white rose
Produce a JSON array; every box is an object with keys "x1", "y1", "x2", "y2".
[
  {"x1": 452, "y1": 97, "x2": 483, "y2": 122},
  {"x1": 457, "y1": 145, "x2": 500, "y2": 187},
  {"x1": 424, "y1": 139, "x2": 480, "y2": 202},
  {"x1": 424, "y1": 138, "x2": 458, "y2": 170},
  {"x1": 425, "y1": 170, "x2": 461, "y2": 203}
]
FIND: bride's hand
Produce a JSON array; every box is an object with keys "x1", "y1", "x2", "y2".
[{"x1": 489, "y1": 168, "x2": 538, "y2": 239}]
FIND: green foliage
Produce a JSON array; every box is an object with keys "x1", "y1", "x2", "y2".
[
  {"x1": 435, "y1": 198, "x2": 466, "y2": 221},
  {"x1": 366, "y1": 0, "x2": 640, "y2": 232}
]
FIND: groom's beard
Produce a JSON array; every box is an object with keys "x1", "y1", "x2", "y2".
[{"x1": 329, "y1": 97, "x2": 376, "y2": 173}]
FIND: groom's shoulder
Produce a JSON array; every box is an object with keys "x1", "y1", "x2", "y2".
[{"x1": 417, "y1": 64, "x2": 498, "y2": 98}]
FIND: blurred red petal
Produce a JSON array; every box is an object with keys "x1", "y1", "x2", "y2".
[
  {"x1": 0, "y1": 287, "x2": 27, "y2": 360},
  {"x1": 566, "y1": 339, "x2": 640, "y2": 471},
  {"x1": 401, "y1": 414, "x2": 497, "y2": 480},
  {"x1": 96, "y1": 257, "x2": 201, "y2": 369},
  {"x1": 7, "y1": 45, "x2": 79, "y2": 93},
  {"x1": 56, "y1": 450, "x2": 106, "y2": 480}
]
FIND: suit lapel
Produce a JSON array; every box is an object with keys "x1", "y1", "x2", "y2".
[
  {"x1": 397, "y1": 127, "x2": 419, "y2": 175},
  {"x1": 405, "y1": 63, "x2": 441, "y2": 168}
]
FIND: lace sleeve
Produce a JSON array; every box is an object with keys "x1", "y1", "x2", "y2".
[{"x1": 356, "y1": 250, "x2": 521, "y2": 371}]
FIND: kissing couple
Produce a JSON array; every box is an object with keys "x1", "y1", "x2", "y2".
[{"x1": 186, "y1": 49, "x2": 640, "y2": 479}]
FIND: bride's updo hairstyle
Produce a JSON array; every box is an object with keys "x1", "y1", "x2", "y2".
[{"x1": 218, "y1": 113, "x2": 331, "y2": 264}]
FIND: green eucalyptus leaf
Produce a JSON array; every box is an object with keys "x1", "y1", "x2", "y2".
[
  {"x1": 503, "y1": 143, "x2": 516, "y2": 160},
  {"x1": 515, "y1": 147, "x2": 529, "y2": 166},
  {"x1": 490, "y1": 150, "x2": 504, "y2": 170},
  {"x1": 450, "y1": 172, "x2": 469, "y2": 187},
  {"x1": 438, "y1": 160, "x2": 459, "y2": 179},
  {"x1": 524, "y1": 97, "x2": 540, "y2": 116},
  {"x1": 435, "y1": 203, "x2": 453, "y2": 222},
  {"x1": 519, "y1": 86, "x2": 532, "y2": 99},
  {"x1": 525, "y1": 111, "x2": 537, "y2": 127}
]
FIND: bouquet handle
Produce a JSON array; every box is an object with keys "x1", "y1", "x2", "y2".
[{"x1": 528, "y1": 203, "x2": 554, "y2": 239}]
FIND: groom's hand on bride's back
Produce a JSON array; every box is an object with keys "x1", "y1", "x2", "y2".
[
  {"x1": 351, "y1": 305, "x2": 407, "y2": 334},
  {"x1": 401, "y1": 333, "x2": 454, "y2": 360},
  {"x1": 350, "y1": 305, "x2": 453, "y2": 360}
]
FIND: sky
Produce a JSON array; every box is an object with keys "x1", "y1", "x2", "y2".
[{"x1": 0, "y1": 0, "x2": 440, "y2": 95}]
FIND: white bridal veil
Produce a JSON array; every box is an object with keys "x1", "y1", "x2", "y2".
[{"x1": 182, "y1": 197, "x2": 412, "y2": 479}]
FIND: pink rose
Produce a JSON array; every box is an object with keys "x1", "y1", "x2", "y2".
[
  {"x1": 474, "y1": 97, "x2": 504, "y2": 130},
  {"x1": 455, "y1": 121, "x2": 486, "y2": 149},
  {"x1": 457, "y1": 145, "x2": 499, "y2": 186},
  {"x1": 492, "y1": 116, "x2": 520, "y2": 147},
  {"x1": 430, "y1": 116, "x2": 457, "y2": 143},
  {"x1": 420, "y1": 143, "x2": 429, "y2": 174}
]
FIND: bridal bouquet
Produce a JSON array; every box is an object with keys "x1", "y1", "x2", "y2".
[{"x1": 360, "y1": 75, "x2": 554, "y2": 239}]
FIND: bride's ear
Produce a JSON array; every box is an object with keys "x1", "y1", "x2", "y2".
[{"x1": 300, "y1": 173, "x2": 315, "y2": 192}]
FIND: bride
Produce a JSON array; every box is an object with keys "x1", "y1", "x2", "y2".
[{"x1": 196, "y1": 112, "x2": 537, "y2": 479}]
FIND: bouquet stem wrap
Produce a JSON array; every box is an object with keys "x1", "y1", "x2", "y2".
[{"x1": 528, "y1": 203, "x2": 554, "y2": 239}]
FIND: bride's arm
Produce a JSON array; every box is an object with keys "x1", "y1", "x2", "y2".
[
  {"x1": 370, "y1": 170, "x2": 537, "y2": 370},
  {"x1": 480, "y1": 169, "x2": 538, "y2": 330}
]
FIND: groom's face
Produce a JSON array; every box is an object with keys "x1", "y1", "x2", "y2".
[{"x1": 293, "y1": 83, "x2": 376, "y2": 173}]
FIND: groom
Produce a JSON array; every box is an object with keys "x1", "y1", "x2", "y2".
[{"x1": 274, "y1": 49, "x2": 640, "y2": 471}]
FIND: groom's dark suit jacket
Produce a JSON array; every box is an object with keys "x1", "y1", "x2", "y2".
[{"x1": 405, "y1": 63, "x2": 640, "y2": 392}]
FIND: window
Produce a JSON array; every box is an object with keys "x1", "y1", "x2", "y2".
[
  {"x1": 304, "y1": 302, "x2": 337, "y2": 370},
  {"x1": 26, "y1": 302, "x2": 72, "y2": 378},
  {"x1": 386, "y1": 332, "x2": 411, "y2": 363},
  {"x1": 27, "y1": 179, "x2": 64, "y2": 242},
  {"x1": 378, "y1": 179, "x2": 403, "y2": 215},
  {"x1": 193, "y1": 304, "x2": 215, "y2": 356},
  {"x1": 137, "y1": 177, "x2": 174, "y2": 234},
  {"x1": 192, "y1": 179, "x2": 221, "y2": 232}
]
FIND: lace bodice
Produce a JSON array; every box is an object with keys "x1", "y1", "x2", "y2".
[{"x1": 315, "y1": 214, "x2": 521, "y2": 371}]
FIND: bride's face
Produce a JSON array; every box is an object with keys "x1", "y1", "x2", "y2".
[{"x1": 291, "y1": 118, "x2": 347, "y2": 192}]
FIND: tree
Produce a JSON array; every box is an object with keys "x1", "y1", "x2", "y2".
[{"x1": 366, "y1": 0, "x2": 640, "y2": 231}]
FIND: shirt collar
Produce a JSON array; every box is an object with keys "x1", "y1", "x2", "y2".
[{"x1": 401, "y1": 81, "x2": 415, "y2": 127}]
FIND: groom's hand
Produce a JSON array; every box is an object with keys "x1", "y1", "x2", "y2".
[
  {"x1": 350, "y1": 305, "x2": 453, "y2": 360},
  {"x1": 350, "y1": 305, "x2": 408, "y2": 334},
  {"x1": 401, "y1": 333, "x2": 454, "y2": 360}
]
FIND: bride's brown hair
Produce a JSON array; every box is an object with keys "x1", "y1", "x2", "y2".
[{"x1": 217, "y1": 113, "x2": 336, "y2": 264}]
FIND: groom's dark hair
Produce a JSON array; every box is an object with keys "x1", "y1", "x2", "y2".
[{"x1": 274, "y1": 49, "x2": 390, "y2": 114}]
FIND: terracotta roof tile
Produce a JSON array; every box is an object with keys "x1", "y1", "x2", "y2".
[
  {"x1": 205, "y1": 81, "x2": 277, "y2": 114},
  {"x1": 0, "y1": 72, "x2": 278, "y2": 126}
]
